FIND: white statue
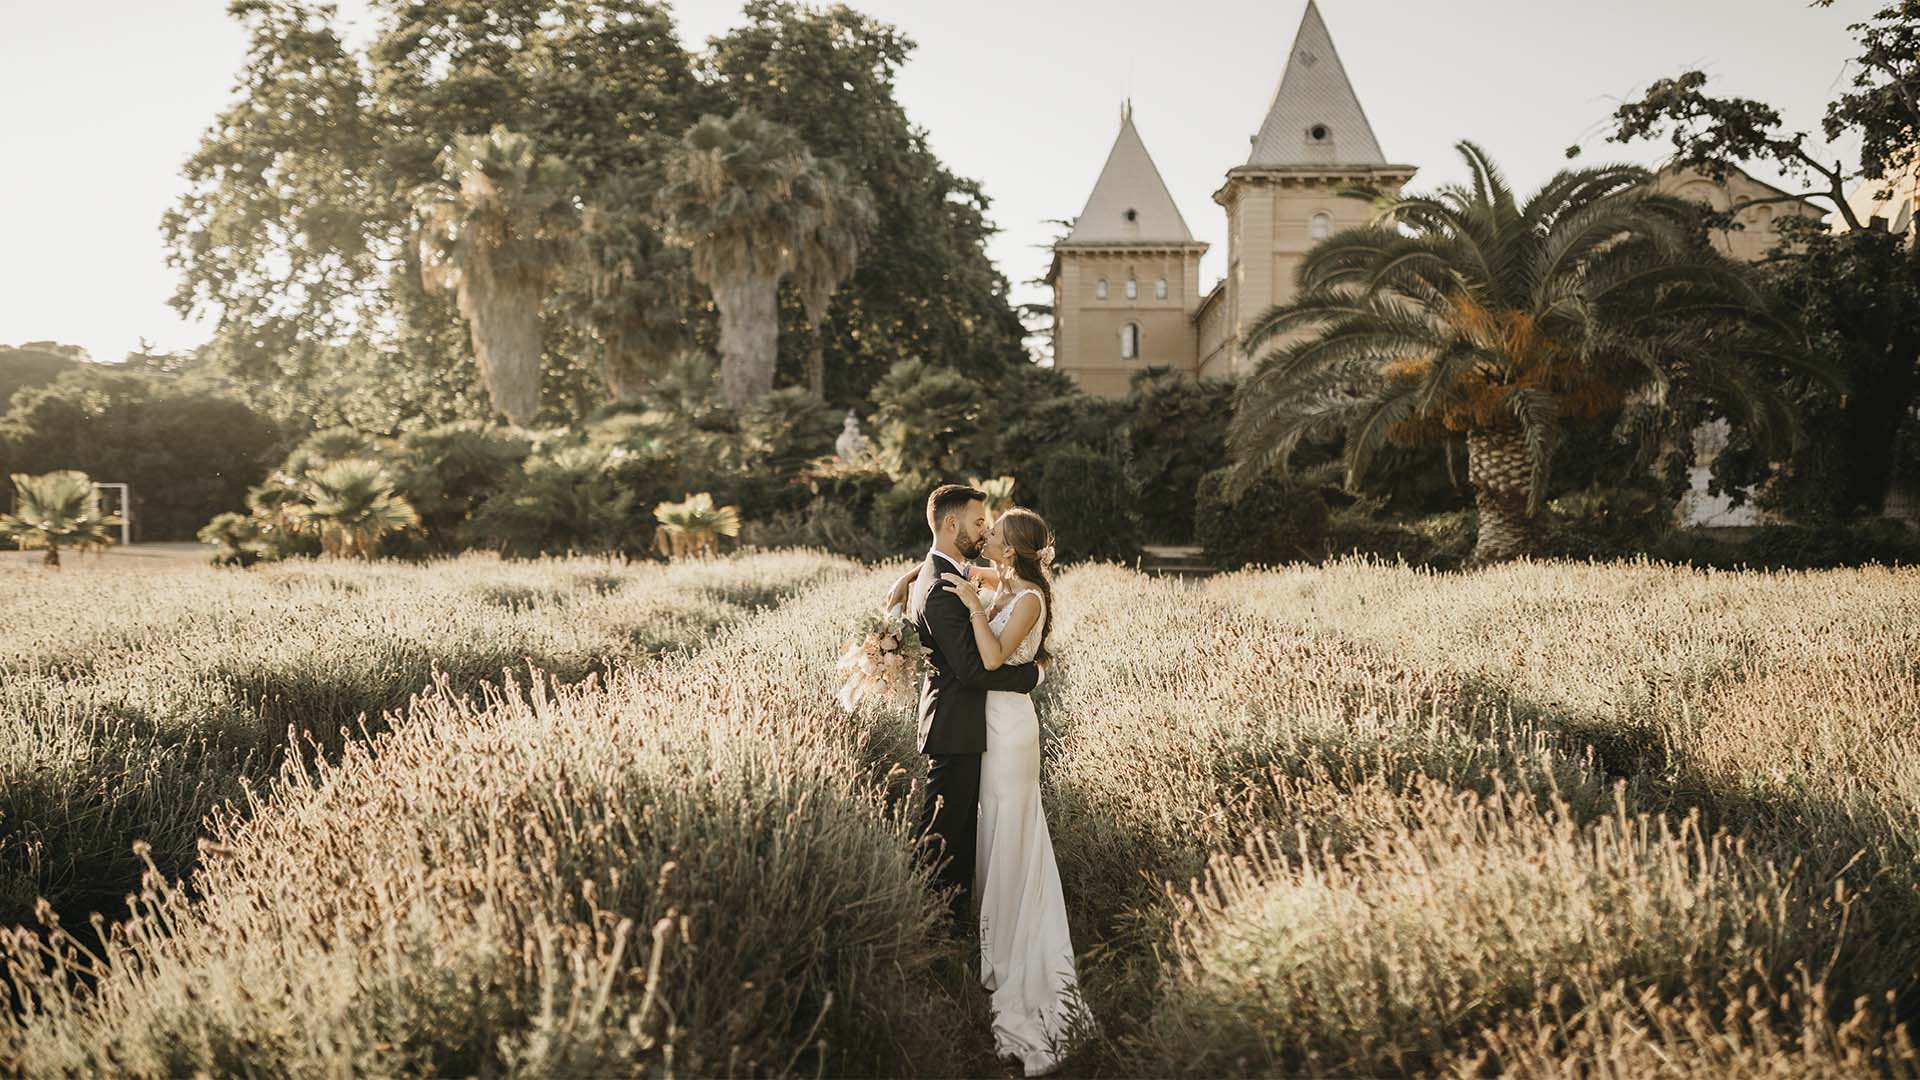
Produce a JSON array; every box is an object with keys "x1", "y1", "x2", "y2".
[{"x1": 835, "y1": 410, "x2": 870, "y2": 462}]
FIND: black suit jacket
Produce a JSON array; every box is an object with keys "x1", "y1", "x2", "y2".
[{"x1": 909, "y1": 555, "x2": 1041, "y2": 755}]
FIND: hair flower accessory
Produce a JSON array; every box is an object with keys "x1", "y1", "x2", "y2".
[{"x1": 1038, "y1": 543, "x2": 1056, "y2": 569}]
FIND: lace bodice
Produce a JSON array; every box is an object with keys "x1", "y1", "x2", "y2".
[{"x1": 986, "y1": 587, "x2": 1045, "y2": 666}]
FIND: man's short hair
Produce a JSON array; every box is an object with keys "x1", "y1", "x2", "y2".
[{"x1": 926, "y1": 483, "x2": 986, "y2": 535}]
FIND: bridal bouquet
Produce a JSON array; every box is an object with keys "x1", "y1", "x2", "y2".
[{"x1": 834, "y1": 606, "x2": 928, "y2": 711}]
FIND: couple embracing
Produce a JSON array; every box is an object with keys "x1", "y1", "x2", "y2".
[{"x1": 880, "y1": 484, "x2": 1088, "y2": 1076}]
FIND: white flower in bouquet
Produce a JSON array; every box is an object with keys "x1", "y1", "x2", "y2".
[{"x1": 834, "y1": 607, "x2": 929, "y2": 712}]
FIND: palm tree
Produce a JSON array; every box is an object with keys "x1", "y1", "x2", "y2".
[
  {"x1": 0, "y1": 471, "x2": 121, "y2": 568},
  {"x1": 1229, "y1": 141, "x2": 1816, "y2": 565},
  {"x1": 790, "y1": 157, "x2": 878, "y2": 399},
  {"x1": 417, "y1": 125, "x2": 581, "y2": 427},
  {"x1": 293, "y1": 459, "x2": 421, "y2": 559},
  {"x1": 653, "y1": 492, "x2": 741, "y2": 559},
  {"x1": 573, "y1": 173, "x2": 694, "y2": 404},
  {"x1": 656, "y1": 110, "x2": 869, "y2": 410}
]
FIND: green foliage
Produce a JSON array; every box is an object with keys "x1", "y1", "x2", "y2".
[
  {"x1": 0, "y1": 342, "x2": 84, "y2": 412},
  {"x1": 1124, "y1": 368, "x2": 1234, "y2": 542},
  {"x1": 291, "y1": 459, "x2": 422, "y2": 559},
  {"x1": 1707, "y1": 230, "x2": 1920, "y2": 520},
  {"x1": 1535, "y1": 486, "x2": 1673, "y2": 562},
  {"x1": 386, "y1": 421, "x2": 534, "y2": 547},
  {"x1": 706, "y1": 1, "x2": 1028, "y2": 403},
  {"x1": 1035, "y1": 445, "x2": 1142, "y2": 563},
  {"x1": 0, "y1": 366, "x2": 281, "y2": 541},
  {"x1": 465, "y1": 446, "x2": 642, "y2": 557},
  {"x1": 1229, "y1": 141, "x2": 1815, "y2": 564},
  {"x1": 166, "y1": 0, "x2": 704, "y2": 432},
  {"x1": 0, "y1": 470, "x2": 122, "y2": 567},
  {"x1": 198, "y1": 511, "x2": 270, "y2": 568},
  {"x1": 653, "y1": 492, "x2": 743, "y2": 558},
  {"x1": 1324, "y1": 504, "x2": 1474, "y2": 570},
  {"x1": 1194, "y1": 467, "x2": 1330, "y2": 570},
  {"x1": 1653, "y1": 520, "x2": 1920, "y2": 570},
  {"x1": 868, "y1": 359, "x2": 990, "y2": 484},
  {"x1": 739, "y1": 387, "x2": 839, "y2": 476},
  {"x1": 867, "y1": 479, "x2": 930, "y2": 556},
  {"x1": 1599, "y1": 7, "x2": 1920, "y2": 522}
]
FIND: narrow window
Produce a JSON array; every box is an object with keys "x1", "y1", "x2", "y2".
[
  {"x1": 1125, "y1": 278, "x2": 1138, "y2": 299},
  {"x1": 1155, "y1": 277, "x2": 1168, "y2": 300},
  {"x1": 1310, "y1": 212, "x2": 1331, "y2": 241},
  {"x1": 1120, "y1": 322, "x2": 1141, "y2": 359},
  {"x1": 1095, "y1": 278, "x2": 1108, "y2": 300}
]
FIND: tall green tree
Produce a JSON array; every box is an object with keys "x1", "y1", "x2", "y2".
[
  {"x1": 1229, "y1": 142, "x2": 1815, "y2": 564},
  {"x1": 656, "y1": 111, "x2": 866, "y2": 410},
  {"x1": 1597, "y1": 0, "x2": 1920, "y2": 517},
  {"x1": 165, "y1": 0, "x2": 703, "y2": 432},
  {"x1": 704, "y1": 2, "x2": 1031, "y2": 401},
  {"x1": 416, "y1": 126, "x2": 582, "y2": 426}
]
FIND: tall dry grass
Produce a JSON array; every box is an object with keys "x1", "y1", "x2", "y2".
[
  {"x1": 0, "y1": 551, "x2": 855, "y2": 931},
  {"x1": 1, "y1": 554, "x2": 1915, "y2": 1077},
  {"x1": 2, "y1": 567, "x2": 966, "y2": 1077}
]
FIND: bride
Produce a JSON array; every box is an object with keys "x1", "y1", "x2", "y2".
[{"x1": 887, "y1": 506, "x2": 1086, "y2": 1076}]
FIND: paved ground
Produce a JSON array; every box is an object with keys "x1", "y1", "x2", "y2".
[{"x1": 0, "y1": 541, "x2": 211, "y2": 572}]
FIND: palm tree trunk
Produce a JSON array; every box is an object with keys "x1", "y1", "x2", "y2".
[
  {"x1": 457, "y1": 255, "x2": 544, "y2": 427},
  {"x1": 1466, "y1": 428, "x2": 1535, "y2": 565},
  {"x1": 43, "y1": 543, "x2": 59, "y2": 569},
  {"x1": 711, "y1": 272, "x2": 781, "y2": 409}
]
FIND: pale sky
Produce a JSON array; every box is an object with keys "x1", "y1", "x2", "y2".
[{"x1": 0, "y1": 0, "x2": 1872, "y2": 364}]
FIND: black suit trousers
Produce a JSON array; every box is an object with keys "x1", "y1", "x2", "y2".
[{"x1": 919, "y1": 750, "x2": 982, "y2": 930}]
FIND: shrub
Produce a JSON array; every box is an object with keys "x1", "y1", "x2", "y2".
[
  {"x1": 867, "y1": 479, "x2": 930, "y2": 556},
  {"x1": 1535, "y1": 485, "x2": 1673, "y2": 561},
  {"x1": 1194, "y1": 467, "x2": 1328, "y2": 569},
  {"x1": 198, "y1": 510, "x2": 269, "y2": 567},
  {"x1": 1036, "y1": 445, "x2": 1142, "y2": 563},
  {"x1": 465, "y1": 447, "x2": 643, "y2": 556},
  {"x1": 1125, "y1": 368, "x2": 1234, "y2": 543},
  {"x1": 385, "y1": 421, "x2": 533, "y2": 547},
  {"x1": 739, "y1": 387, "x2": 839, "y2": 476},
  {"x1": 1323, "y1": 504, "x2": 1473, "y2": 569},
  {"x1": 869, "y1": 359, "x2": 990, "y2": 484}
]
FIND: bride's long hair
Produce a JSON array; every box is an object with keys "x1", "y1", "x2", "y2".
[{"x1": 996, "y1": 507, "x2": 1056, "y2": 665}]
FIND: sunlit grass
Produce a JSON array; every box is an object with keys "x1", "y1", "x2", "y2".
[{"x1": 1, "y1": 554, "x2": 1915, "y2": 1076}]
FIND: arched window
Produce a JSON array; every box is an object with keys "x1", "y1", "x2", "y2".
[
  {"x1": 1310, "y1": 211, "x2": 1332, "y2": 241},
  {"x1": 1095, "y1": 278, "x2": 1108, "y2": 300},
  {"x1": 1125, "y1": 278, "x2": 1138, "y2": 299},
  {"x1": 1120, "y1": 322, "x2": 1141, "y2": 360},
  {"x1": 1155, "y1": 277, "x2": 1168, "y2": 300}
]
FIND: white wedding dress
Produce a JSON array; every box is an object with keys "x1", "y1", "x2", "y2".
[{"x1": 976, "y1": 587, "x2": 1085, "y2": 1076}]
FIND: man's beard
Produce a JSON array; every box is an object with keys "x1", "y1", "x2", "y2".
[{"x1": 957, "y1": 532, "x2": 985, "y2": 560}]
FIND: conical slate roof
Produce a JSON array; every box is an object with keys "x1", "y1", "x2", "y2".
[
  {"x1": 1247, "y1": 1, "x2": 1386, "y2": 167},
  {"x1": 1064, "y1": 103, "x2": 1195, "y2": 244}
]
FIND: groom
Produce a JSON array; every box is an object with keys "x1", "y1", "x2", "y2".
[{"x1": 909, "y1": 483, "x2": 1044, "y2": 933}]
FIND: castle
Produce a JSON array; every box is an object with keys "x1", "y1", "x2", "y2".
[{"x1": 1046, "y1": 0, "x2": 1811, "y2": 399}]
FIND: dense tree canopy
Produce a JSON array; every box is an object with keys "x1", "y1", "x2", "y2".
[
  {"x1": 1596, "y1": 0, "x2": 1920, "y2": 518},
  {"x1": 163, "y1": 0, "x2": 1026, "y2": 433}
]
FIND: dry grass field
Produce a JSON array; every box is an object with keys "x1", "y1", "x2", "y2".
[{"x1": 2, "y1": 553, "x2": 1917, "y2": 1077}]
